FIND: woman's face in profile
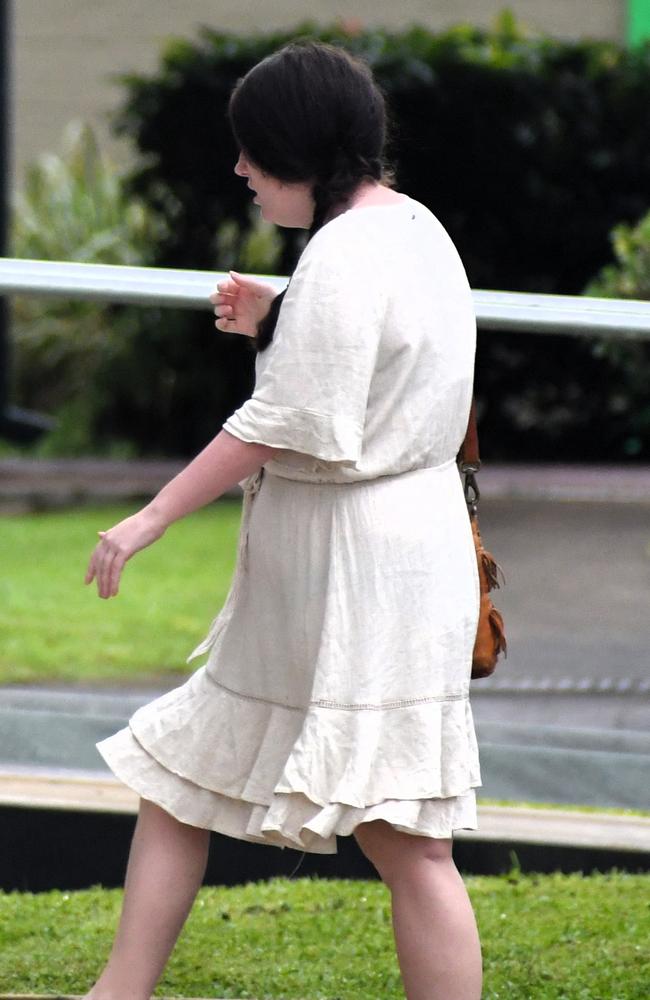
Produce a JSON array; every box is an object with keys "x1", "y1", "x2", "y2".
[{"x1": 234, "y1": 151, "x2": 314, "y2": 229}]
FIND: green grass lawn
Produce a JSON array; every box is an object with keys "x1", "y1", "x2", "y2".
[
  {"x1": 0, "y1": 502, "x2": 242, "y2": 685},
  {"x1": 0, "y1": 874, "x2": 648, "y2": 998}
]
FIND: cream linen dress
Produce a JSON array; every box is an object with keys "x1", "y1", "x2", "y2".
[{"x1": 97, "y1": 196, "x2": 482, "y2": 854}]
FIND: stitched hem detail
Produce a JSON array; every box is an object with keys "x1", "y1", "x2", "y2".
[
  {"x1": 311, "y1": 692, "x2": 468, "y2": 710},
  {"x1": 205, "y1": 671, "x2": 468, "y2": 712}
]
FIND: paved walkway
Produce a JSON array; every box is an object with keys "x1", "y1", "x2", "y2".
[{"x1": 2, "y1": 457, "x2": 650, "y2": 507}]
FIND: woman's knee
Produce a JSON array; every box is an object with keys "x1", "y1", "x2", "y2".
[
  {"x1": 137, "y1": 798, "x2": 208, "y2": 842},
  {"x1": 354, "y1": 820, "x2": 453, "y2": 888}
]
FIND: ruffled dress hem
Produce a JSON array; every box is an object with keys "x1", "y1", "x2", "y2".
[
  {"x1": 96, "y1": 663, "x2": 481, "y2": 855},
  {"x1": 97, "y1": 726, "x2": 478, "y2": 855}
]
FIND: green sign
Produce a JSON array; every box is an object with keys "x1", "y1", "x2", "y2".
[{"x1": 628, "y1": 0, "x2": 650, "y2": 45}]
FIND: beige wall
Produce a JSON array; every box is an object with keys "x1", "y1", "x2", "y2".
[{"x1": 11, "y1": 0, "x2": 625, "y2": 189}]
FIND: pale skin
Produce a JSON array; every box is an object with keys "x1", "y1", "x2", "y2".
[{"x1": 83, "y1": 156, "x2": 482, "y2": 1000}]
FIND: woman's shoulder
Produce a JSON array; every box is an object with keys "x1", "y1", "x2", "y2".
[
  {"x1": 302, "y1": 198, "x2": 416, "y2": 266},
  {"x1": 294, "y1": 215, "x2": 383, "y2": 282},
  {"x1": 312, "y1": 196, "x2": 448, "y2": 251},
  {"x1": 293, "y1": 195, "x2": 461, "y2": 294}
]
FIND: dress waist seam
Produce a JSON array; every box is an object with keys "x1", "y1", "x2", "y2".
[{"x1": 264, "y1": 457, "x2": 458, "y2": 487}]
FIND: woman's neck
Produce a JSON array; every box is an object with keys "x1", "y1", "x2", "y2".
[{"x1": 328, "y1": 182, "x2": 406, "y2": 220}]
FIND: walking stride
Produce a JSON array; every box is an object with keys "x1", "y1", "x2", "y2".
[{"x1": 84, "y1": 40, "x2": 483, "y2": 1000}]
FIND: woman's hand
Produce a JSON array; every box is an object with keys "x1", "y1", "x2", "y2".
[
  {"x1": 210, "y1": 270, "x2": 278, "y2": 338},
  {"x1": 85, "y1": 507, "x2": 167, "y2": 599}
]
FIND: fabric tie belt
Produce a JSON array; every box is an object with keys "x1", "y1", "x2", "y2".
[{"x1": 187, "y1": 468, "x2": 265, "y2": 662}]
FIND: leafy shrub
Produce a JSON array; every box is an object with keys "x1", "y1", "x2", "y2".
[
  {"x1": 10, "y1": 123, "x2": 164, "y2": 454},
  {"x1": 13, "y1": 122, "x2": 166, "y2": 266},
  {"x1": 109, "y1": 13, "x2": 650, "y2": 459},
  {"x1": 585, "y1": 210, "x2": 650, "y2": 301},
  {"x1": 115, "y1": 14, "x2": 650, "y2": 295},
  {"x1": 10, "y1": 124, "x2": 281, "y2": 456},
  {"x1": 12, "y1": 14, "x2": 650, "y2": 458},
  {"x1": 577, "y1": 210, "x2": 650, "y2": 459}
]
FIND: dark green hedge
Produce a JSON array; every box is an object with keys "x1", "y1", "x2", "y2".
[{"x1": 106, "y1": 17, "x2": 650, "y2": 459}]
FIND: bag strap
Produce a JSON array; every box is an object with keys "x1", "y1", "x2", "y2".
[
  {"x1": 459, "y1": 398, "x2": 479, "y2": 468},
  {"x1": 458, "y1": 397, "x2": 480, "y2": 513}
]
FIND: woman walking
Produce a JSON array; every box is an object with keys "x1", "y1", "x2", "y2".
[{"x1": 85, "y1": 40, "x2": 483, "y2": 1000}]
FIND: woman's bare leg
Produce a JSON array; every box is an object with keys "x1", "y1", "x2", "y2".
[
  {"x1": 84, "y1": 798, "x2": 210, "y2": 1000},
  {"x1": 355, "y1": 820, "x2": 482, "y2": 1000}
]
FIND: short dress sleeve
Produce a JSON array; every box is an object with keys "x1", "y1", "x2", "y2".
[{"x1": 223, "y1": 225, "x2": 387, "y2": 464}]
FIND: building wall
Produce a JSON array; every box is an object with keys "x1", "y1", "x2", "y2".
[{"x1": 11, "y1": 0, "x2": 626, "y2": 189}]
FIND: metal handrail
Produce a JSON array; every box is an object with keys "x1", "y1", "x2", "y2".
[{"x1": 1, "y1": 256, "x2": 650, "y2": 338}]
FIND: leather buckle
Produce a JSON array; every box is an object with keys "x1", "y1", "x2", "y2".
[{"x1": 460, "y1": 463, "x2": 481, "y2": 513}]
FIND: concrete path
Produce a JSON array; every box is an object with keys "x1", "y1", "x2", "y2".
[
  {"x1": 2, "y1": 768, "x2": 648, "y2": 854},
  {"x1": 475, "y1": 494, "x2": 649, "y2": 679}
]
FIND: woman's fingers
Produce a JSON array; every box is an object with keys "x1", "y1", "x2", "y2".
[
  {"x1": 84, "y1": 551, "x2": 97, "y2": 586},
  {"x1": 84, "y1": 532, "x2": 105, "y2": 588},
  {"x1": 210, "y1": 288, "x2": 240, "y2": 331},
  {"x1": 212, "y1": 298, "x2": 239, "y2": 332},
  {"x1": 107, "y1": 550, "x2": 127, "y2": 598},
  {"x1": 85, "y1": 532, "x2": 125, "y2": 599},
  {"x1": 229, "y1": 271, "x2": 277, "y2": 299},
  {"x1": 214, "y1": 313, "x2": 240, "y2": 332},
  {"x1": 209, "y1": 273, "x2": 276, "y2": 338},
  {"x1": 209, "y1": 284, "x2": 237, "y2": 304},
  {"x1": 210, "y1": 273, "x2": 267, "y2": 300},
  {"x1": 213, "y1": 302, "x2": 256, "y2": 335},
  {"x1": 86, "y1": 511, "x2": 164, "y2": 599},
  {"x1": 96, "y1": 535, "x2": 116, "y2": 599},
  {"x1": 211, "y1": 273, "x2": 277, "y2": 300}
]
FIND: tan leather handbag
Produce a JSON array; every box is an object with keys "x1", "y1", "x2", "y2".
[{"x1": 458, "y1": 401, "x2": 507, "y2": 679}]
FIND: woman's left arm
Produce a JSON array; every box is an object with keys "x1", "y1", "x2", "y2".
[{"x1": 85, "y1": 430, "x2": 277, "y2": 599}]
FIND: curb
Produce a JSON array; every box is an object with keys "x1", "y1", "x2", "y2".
[
  {"x1": 2, "y1": 769, "x2": 649, "y2": 854},
  {"x1": 2, "y1": 459, "x2": 650, "y2": 506}
]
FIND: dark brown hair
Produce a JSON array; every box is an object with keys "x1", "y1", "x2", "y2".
[{"x1": 229, "y1": 40, "x2": 392, "y2": 349}]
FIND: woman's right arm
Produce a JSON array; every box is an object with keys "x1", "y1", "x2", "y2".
[
  {"x1": 85, "y1": 275, "x2": 281, "y2": 600},
  {"x1": 85, "y1": 430, "x2": 278, "y2": 599}
]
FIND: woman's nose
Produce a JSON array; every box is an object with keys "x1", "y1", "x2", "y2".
[{"x1": 234, "y1": 152, "x2": 248, "y2": 177}]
